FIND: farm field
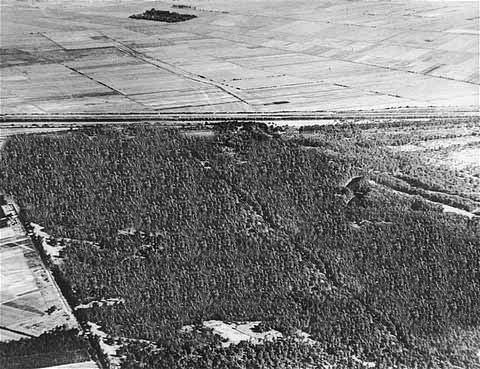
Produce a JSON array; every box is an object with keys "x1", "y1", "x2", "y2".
[
  {"x1": 1, "y1": 0, "x2": 479, "y2": 113},
  {"x1": 0, "y1": 198, "x2": 98, "y2": 368},
  {"x1": 0, "y1": 123, "x2": 479, "y2": 368},
  {"x1": 0, "y1": 197, "x2": 77, "y2": 342}
]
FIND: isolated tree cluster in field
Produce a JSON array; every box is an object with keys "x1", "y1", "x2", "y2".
[{"x1": 129, "y1": 8, "x2": 196, "y2": 22}]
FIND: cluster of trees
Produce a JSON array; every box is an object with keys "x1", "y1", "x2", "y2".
[
  {"x1": 0, "y1": 329, "x2": 91, "y2": 369},
  {"x1": 129, "y1": 8, "x2": 196, "y2": 22},
  {"x1": 1, "y1": 125, "x2": 479, "y2": 368},
  {"x1": 119, "y1": 336, "x2": 375, "y2": 369}
]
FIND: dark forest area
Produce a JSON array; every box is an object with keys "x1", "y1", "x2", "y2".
[{"x1": 1, "y1": 124, "x2": 479, "y2": 368}]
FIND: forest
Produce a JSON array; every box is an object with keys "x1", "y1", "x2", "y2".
[
  {"x1": 0, "y1": 329, "x2": 91, "y2": 369},
  {"x1": 0, "y1": 123, "x2": 479, "y2": 368},
  {"x1": 297, "y1": 120, "x2": 480, "y2": 211}
]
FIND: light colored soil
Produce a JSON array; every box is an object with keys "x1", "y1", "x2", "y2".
[
  {"x1": 203, "y1": 320, "x2": 283, "y2": 347},
  {"x1": 31, "y1": 223, "x2": 66, "y2": 261},
  {"x1": 75, "y1": 298, "x2": 124, "y2": 310},
  {"x1": 182, "y1": 320, "x2": 319, "y2": 347},
  {"x1": 445, "y1": 147, "x2": 480, "y2": 170},
  {"x1": 87, "y1": 322, "x2": 123, "y2": 368}
]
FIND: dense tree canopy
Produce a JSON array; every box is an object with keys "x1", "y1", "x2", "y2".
[
  {"x1": 1, "y1": 125, "x2": 478, "y2": 368},
  {"x1": 0, "y1": 329, "x2": 91, "y2": 369}
]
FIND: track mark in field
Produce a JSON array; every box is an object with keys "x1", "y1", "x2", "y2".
[
  {"x1": 102, "y1": 35, "x2": 250, "y2": 106},
  {"x1": 39, "y1": 32, "x2": 67, "y2": 51},
  {"x1": 423, "y1": 64, "x2": 445, "y2": 75},
  {"x1": 0, "y1": 326, "x2": 36, "y2": 339},
  {"x1": 62, "y1": 65, "x2": 150, "y2": 108}
]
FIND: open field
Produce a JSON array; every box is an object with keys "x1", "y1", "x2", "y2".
[
  {"x1": 190, "y1": 320, "x2": 284, "y2": 347},
  {"x1": 1, "y1": 0, "x2": 478, "y2": 113},
  {"x1": 0, "y1": 200, "x2": 96, "y2": 369},
  {"x1": 0, "y1": 198, "x2": 77, "y2": 342}
]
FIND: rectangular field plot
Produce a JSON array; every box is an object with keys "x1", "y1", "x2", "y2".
[
  {"x1": 1, "y1": 62, "x2": 146, "y2": 113},
  {"x1": 0, "y1": 211, "x2": 77, "y2": 341},
  {"x1": 43, "y1": 30, "x2": 116, "y2": 50},
  {"x1": 1, "y1": 0, "x2": 478, "y2": 112},
  {"x1": 133, "y1": 88, "x2": 239, "y2": 109}
]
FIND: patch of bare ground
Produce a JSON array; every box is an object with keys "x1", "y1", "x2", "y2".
[
  {"x1": 181, "y1": 320, "x2": 283, "y2": 347},
  {"x1": 441, "y1": 146, "x2": 480, "y2": 172},
  {"x1": 87, "y1": 322, "x2": 123, "y2": 368},
  {"x1": 75, "y1": 298, "x2": 124, "y2": 311},
  {"x1": 181, "y1": 320, "x2": 321, "y2": 347}
]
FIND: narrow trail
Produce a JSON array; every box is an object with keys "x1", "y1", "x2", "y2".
[{"x1": 0, "y1": 326, "x2": 36, "y2": 339}]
